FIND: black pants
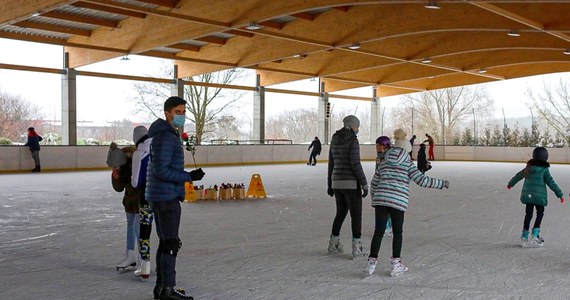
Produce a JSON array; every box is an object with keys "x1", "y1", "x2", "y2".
[
  {"x1": 309, "y1": 151, "x2": 318, "y2": 165},
  {"x1": 331, "y1": 189, "x2": 362, "y2": 238},
  {"x1": 369, "y1": 206, "x2": 404, "y2": 259},
  {"x1": 523, "y1": 204, "x2": 544, "y2": 231},
  {"x1": 151, "y1": 199, "x2": 181, "y2": 288}
]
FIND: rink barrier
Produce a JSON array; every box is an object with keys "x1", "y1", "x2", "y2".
[{"x1": 2, "y1": 144, "x2": 570, "y2": 173}]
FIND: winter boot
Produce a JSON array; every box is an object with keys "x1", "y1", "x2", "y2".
[
  {"x1": 352, "y1": 238, "x2": 367, "y2": 259},
  {"x1": 134, "y1": 259, "x2": 151, "y2": 279},
  {"x1": 364, "y1": 257, "x2": 377, "y2": 276},
  {"x1": 530, "y1": 228, "x2": 544, "y2": 247},
  {"x1": 116, "y1": 250, "x2": 137, "y2": 271},
  {"x1": 328, "y1": 235, "x2": 344, "y2": 254},
  {"x1": 390, "y1": 257, "x2": 409, "y2": 277},
  {"x1": 159, "y1": 286, "x2": 193, "y2": 300}
]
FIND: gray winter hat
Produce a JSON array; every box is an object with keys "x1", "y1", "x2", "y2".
[
  {"x1": 133, "y1": 126, "x2": 148, "y2": 144},
  {"x1": 343, "y1": 115, "x2": 360, "y2": 128}
]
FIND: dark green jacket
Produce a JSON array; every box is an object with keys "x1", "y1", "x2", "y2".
[{"x1": 508, "y1": 160, "x2": 563, "y2": 206}]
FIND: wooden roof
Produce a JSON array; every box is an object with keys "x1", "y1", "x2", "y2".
[{"x1": 2, "y1": 0, "x2": 570, "y2": 96}]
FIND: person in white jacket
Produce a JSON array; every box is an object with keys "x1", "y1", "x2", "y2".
[{"x1": 131, "y1": 126, "x2": 153, "y2": 279}]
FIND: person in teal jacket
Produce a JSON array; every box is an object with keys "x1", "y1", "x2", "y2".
[{"x1": 507, "y1": 147, "x2": 565, "y2": 247}]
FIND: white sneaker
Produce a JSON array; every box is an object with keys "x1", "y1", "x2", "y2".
[
  {"x1": 328, "y1": 235, "x2": 344, "y2": 254},
  {"x1": 352, "y1": 238, "x2": 367, "y2": 259},
  {"x1": 134, "y1": 260, "x2": 151, "y2": 279},
  {"x1": 364, "y1": 257, "x2": 377, "y2": 276},
  {"x1": 390, "y1": 257, "x2": 408, "y2": 277},
  {"x1": 116, "y1": 250, "x2": 137, "y2": 271}
]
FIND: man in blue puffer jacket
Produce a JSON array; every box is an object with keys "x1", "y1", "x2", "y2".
[{"x1": 146, "y1": 96, "x2": 205, "y2": 300}]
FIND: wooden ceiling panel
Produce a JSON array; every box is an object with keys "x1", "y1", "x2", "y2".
[{"x1": 3, "y1": 1, "x2": 570, "y2": 95}]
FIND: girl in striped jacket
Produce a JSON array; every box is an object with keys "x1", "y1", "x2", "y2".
[{"x1": 365, "y1": 147, "x2": 449, "y2": 277}]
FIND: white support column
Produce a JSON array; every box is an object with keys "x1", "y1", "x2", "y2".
[
  {"x1": 318, "y1": 80, "x2": 330, "y2": 144},
  {"x1": 171, "y1": 65, "x2": 184, "y2": 97},
  {"x1": 61, "y1": 52, "x2": 77, "y2": 146},
  {"x1": 370, "y1": 87, "x2": 380, "y2": 143},
  {"x1": 253, "y1": 74, "x2": 265, "y2": 143}
]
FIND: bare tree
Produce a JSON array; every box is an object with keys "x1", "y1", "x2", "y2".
[
  {"x1": 265, "y1": 108, "x2": 318, "y2": 143},
  {"x1": 527, "y1": 79, "x2": 570, "y2": 145},
  {"x1": 0, "y1": 89, "x2": 42, "y2": 141},
  {"x1": 391, "y1": 86, "x2": 493, "y2": 145},
  {"x1": 132, "y1": 62, "x2": 247, "y2": 144}
]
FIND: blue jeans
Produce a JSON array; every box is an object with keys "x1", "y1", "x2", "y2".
[
  {"x1": 151, "y1": 199, "x2": 182, "y2": 288},
  {"x1": 126, "y1": 212, "x2": 140, "y2": 251}
]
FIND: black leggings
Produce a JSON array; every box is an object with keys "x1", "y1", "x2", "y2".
[
  {"x1": 523, "y1": 204, "x2": 545, "y2": 231},
  {"x1": 331, "y1": 189, "x2": 362, "y2": 239},
  {"x1": 369, "y1": 206, "x2": 404, "y2": 259}
]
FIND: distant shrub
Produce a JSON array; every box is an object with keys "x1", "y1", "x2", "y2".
[{"x1": 0, "y1": 137, "x2": 12, "y2": 145}]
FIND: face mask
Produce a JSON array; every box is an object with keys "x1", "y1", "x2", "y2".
[{"x1": 172, "y1": 114, "x2": 186, "y2": 127}]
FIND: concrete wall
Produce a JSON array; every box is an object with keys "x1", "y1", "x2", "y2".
[{"x1": 1, "y1": 145, "x2": 569, "y2": 172}]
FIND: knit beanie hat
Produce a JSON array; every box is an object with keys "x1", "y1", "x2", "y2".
[
  {"x1": 133, "y1": 126, "x2": 148, "y2": 144},
  {"x1": 343, "y1": 115, "x2": 360, "y2": 128},
  {"x1": 532, "y1": 147, "x2": 548, "y2": 162},
  {"x1": 393, "y1": 128, "x2": 407, "y2": 141}
]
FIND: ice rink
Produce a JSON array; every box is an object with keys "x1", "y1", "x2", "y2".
[{"x1": 2, "y1": 161, "x2": 570, "y2": 299}]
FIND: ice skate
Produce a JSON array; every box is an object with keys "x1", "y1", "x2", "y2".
[
  {"x1": 116, "y1": 250, "x2": 137, "y2": 271},
  {"x1": 364, "y1": 257, "x2": 377, "y2": 276},
  {"x1": 154, "y1": 286, "x2": 187, "y2": 300},
  {"x1": 528, "y1": 228, "x2": 544, "y2": 247},
  {"x1": 520, "y1": 230, "x2": 529, "y2": 247},
  {"x1": 328, "y1": 235, "x2": 344, "y2": 254},
  {"x1": 390, "y1": 257, "x2": 408, "y2": 277},
  {"x1": 159, "y1": 286, "x2": 193, "y2": 300},
  {"x1": 134, "y1": 260, "x2": 151, "y2": 279},
  {"x1": 352, "y1": 238, "x2": 367, "y2": 259}
]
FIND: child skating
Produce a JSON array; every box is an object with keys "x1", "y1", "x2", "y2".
[
  {"x1": 366, "y1": 146, "x2": 449, "y2": 277},
  {"x1": 507, "y1": 147, "x2": 564, "y2": 248},
  {"x1": 375, "y1": 136, "x2": 393, "y2": 237}
]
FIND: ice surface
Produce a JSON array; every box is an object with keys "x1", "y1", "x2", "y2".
[{"x1": 1, "y1": 161, "x2": 570, "y2": 299}]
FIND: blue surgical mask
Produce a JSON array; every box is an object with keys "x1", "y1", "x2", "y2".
[{"x1": 172, "y1": 114, "x2": 186, "y2": 127}]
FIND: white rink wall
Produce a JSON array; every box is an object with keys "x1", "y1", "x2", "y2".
[{"x1": 1, "y1": 145, "x2": 569, "y2": 172}]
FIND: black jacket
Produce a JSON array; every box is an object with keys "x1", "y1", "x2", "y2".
[
  {"x1": 308, "y1": 139, "x2": 322, "y2": 155},
  {"x1": 327, "y1": 128, "x2": 367, "y2": 190}
]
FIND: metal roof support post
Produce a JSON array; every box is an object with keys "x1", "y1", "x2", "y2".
[
  {"x1": 370, "y1": 87, "x2": 379, "y2": 144},
  {"x1": 62, "y1": 52, "x2": 77, "y2": 146},
  {"x1": 318, "y1": 80, "x2": 329, "y2": 144},
  {"x1": 253, "y1": 74, "x2": 265, "y2": 144},
  {"x1": 171, "y1": 65, "x2": 184, "y2": 98}
]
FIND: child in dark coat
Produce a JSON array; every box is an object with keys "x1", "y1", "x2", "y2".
[{"x1": 417, "y1": 144, "x2": 429, "y2": 174}]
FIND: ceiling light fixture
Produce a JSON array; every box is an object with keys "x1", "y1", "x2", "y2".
[
  {"x1": 564, "y1": 49, "x2": 570, "y2": 55},
  {"x1": 424, "y1": 2, "x2": 440, "y2": 9},
  {"x1": 421, "y1": 58, "x2": 432, "y2": 64},
  {"x1": 245, "y1": 22, "x2": 261, "y2": 30},
  {"x1": 507, "y1": 30, "x2": 520, "y2": 37},
  {"x1": 478, "y1": 68, "x2": 487, "y2": 74},
  {"x1": 348, "y1": 43, "x2": 361, "y2": 50},
  {"x1": 121, "y1": 54, "x2": 130, "y2": 61},
  {"x1": 32, "y1": 12, "x2": 41, "y2": 17},
  {"x1": 293, "y1": 54, "x2": 307, "y2": 59}
]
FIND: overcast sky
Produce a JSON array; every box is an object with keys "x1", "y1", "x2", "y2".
[{"x1": 1, "y1": 38, "x2": 569, "y2": 125}]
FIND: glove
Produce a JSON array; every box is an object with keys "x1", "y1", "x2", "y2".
[
  {"x1": 327, "y1": 187, "x2": 334, "y2": 197},
  {"x1": 507, "y1": 186, "x2": 512, "y2": 190},
  {"x1": 443, "y1": 180, "x2": 450, "y2": 189},
  {"x1": 561, "y1": 197, "x2": 565, "y2": 204},
  {"x1": 189, "y1": 168, "x2": 205, "y2": 181},
  {"x1": 362, "y1": 185, "x2": 369, "y2": 198}
]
